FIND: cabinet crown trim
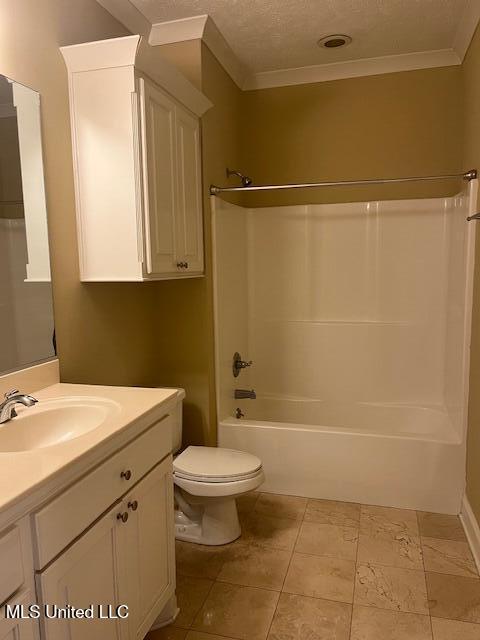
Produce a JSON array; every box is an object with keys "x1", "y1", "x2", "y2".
[{"x1": 60, "y1": 34, "x2": 212, "y2": 117}]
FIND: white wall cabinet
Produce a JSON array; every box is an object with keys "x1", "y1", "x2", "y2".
[
  {"x1": 61, "y1": 35, "x2": 211, "y2": 282},
  {"x1": 139, "y1": 79, "x2": 203, "y2": 277}
]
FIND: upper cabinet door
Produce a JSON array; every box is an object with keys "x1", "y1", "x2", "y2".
[
  {"x1": 139, "y1": 78, "x2": 177, "y2": 276},
  {"x1": 175, "y1": 108, "x2": 204, "y2": 274}
]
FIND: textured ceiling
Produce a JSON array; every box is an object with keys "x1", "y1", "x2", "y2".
[{"x1": 129, "y1": 0, "x2": 469, "y2": 73}]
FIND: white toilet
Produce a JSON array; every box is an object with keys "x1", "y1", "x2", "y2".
[{"x1": 171, "y1": 395, "x2": 264, "y2": 545}]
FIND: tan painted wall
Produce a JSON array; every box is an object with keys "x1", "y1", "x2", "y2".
[
  {"x1": 240, "y1": 67, "x2": 463, "y2": 208},
  {"x1": 0, "y1": 0, "x2": 161, "y2": 387},
  {"x1": 2, "y1": 0, "x2": 470, "y2": 454},
  {"x1": 150, "y1": 42, "x2": 242, "y2": 446},
  {"x1": 157, "y1": 40, "x2": 202, "y2": 90},
  {"x1": 463, "y1": 24, "x2": 480, "y2": 520}
]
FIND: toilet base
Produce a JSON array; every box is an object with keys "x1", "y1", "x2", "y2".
[{"x1": 174, "y1": 496, "x2": 241, "y2": 545}]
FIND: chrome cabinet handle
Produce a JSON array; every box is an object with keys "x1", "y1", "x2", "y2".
[
  {"x1": 176, "y1": 262, "x2": 189, "y2": 269},
  {"x1": 128, "y1": 500, "x2": 138, "y2": 511},
  {"x1": 117, "y1": 512, "x2": 129, "y2": 523},
  {"x1": 120, "y1": 469, "x2": 132, "y2": 481}
]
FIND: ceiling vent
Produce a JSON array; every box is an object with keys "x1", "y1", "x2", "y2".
[{"x1": 317, "y1": 34, "x2": 352, "y2": 49}]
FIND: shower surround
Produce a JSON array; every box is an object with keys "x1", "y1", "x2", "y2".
[{"x1": 212, "y1": 182, "x2": 477, "y2": 514}]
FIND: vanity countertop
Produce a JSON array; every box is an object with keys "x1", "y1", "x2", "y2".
[{"x1": 0, "y1": 383, "x2": 180, "y2": 526}]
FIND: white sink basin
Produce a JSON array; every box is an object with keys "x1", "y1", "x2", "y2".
[{"x1": 0, "y1": 397, "x2": 121, "y2": 452}]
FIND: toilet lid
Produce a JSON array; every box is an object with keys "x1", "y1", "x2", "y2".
[{"x1": 174, "y1": 446, "x2": 262, "y2": 482}]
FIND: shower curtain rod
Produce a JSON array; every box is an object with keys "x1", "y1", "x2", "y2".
[{"x1": 210, "y1": 169, "x2": 477, "y2": 196}]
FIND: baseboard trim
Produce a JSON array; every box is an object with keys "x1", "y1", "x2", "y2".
[{"x1": 460, "y1": 494, "x2": 480, "y2": 573}]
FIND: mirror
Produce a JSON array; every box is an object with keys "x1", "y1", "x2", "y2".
[{"x1": 0, "y1": 74, "x2": 55, "y2": 374}]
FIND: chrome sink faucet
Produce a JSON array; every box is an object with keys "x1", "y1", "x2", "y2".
[{"x1": 0, "y1": 389, "x2": 38, "y2": 424}]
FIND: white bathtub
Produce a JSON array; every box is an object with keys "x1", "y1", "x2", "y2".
[{"x1": 218, "y1": 400, "x2": 465, "y2": 514}]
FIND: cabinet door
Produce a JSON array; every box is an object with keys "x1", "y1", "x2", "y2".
[
  {"x1": 0, "y1": 590, "x2": 37, "y2": 640},
  {"x1": 123, "y1": 458, "x2": 175, "y2": 640},
  {"x1": 139, "y1": 78, "x2": 177, "y2": 276},
  {"x1": 38, "y1": 503, "x2": 128, "y2": 640},
  {"x1": 175, "y1": 107, "x2": 204, "y2": 274}
]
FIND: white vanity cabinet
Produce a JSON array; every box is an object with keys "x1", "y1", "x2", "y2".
[
  {"x1": 61, "y1": 35, "x2": 211, "y2": 282},
  {"x1": 0, "y1": 590, "x2": 37, "y2": 640},
  {"x1": 0, "y1": 520, "x2": 38, "y2": 640},
  {"x1": 121, "y1": 460, "x2": 175, "y2": 639},
  {"x1": 32, "y1": 418, "x2": 175, "y2": 640},
  {"x1": 37, "y1": 459, "x2": 174, "y2": 640},
  {"x1": 37, "y1": 503, "x2": 125, "y2": 640}
]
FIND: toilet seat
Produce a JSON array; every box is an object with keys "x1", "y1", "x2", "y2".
[
  {"x1": 174, "y1": 446, "x2": 262, "y2": 483},
  {"x1": 174, "y1": 468, "x2": 265, "y2": 497}
]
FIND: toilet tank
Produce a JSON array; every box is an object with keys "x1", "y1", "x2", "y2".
[{"x1": 172, "y1": 388, "x2": 185, "y2": 453}]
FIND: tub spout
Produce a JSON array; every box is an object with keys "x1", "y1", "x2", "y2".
[{"x1": 234, "y1": 389, "x2": 256, "y2": 400}]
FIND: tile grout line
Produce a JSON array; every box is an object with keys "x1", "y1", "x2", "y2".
[
  {"x1": 417, "y1": 510, "x2": 435, "y2": 640},
  {"x1": 177, "y1": 570, "x2": 217, "y2": 633},
  {"x1": 348, "y1": 506, "x2": 362, "y2": 640},
  {"x1": 262, "y1": 495, "x2": 307, "y2": 640}
]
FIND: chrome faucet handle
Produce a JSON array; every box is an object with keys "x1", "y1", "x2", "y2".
[
  {"x1": 4, "y1": 389, "x2": 19, "y2": 399},
  {"x1": 232, "y1": 352, "x2": 254, "y2": 377}
]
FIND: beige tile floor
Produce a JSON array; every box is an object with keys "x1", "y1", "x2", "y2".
[{"x1": 147, "y1": 492, "x2": 480, "y2": 640}]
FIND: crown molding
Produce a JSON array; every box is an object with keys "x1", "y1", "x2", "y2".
[
  {"x1": 149, "y1": 15, "x2": 248, "y2": 89},
  {"x1": 96, "y1": 2, "x2": 479, "y2": 91},
  {"x1": 202, "y1": 16, "x2": 248, "y2": 88},
  {"x1": 61, "y1": 34, "x2": 212, "y2": 117},
  {"x1": 60, "y1": 34, "x2": 141, "y2": 72},
  {"x1": 95, "y1": 0, "x2": 151, "y2": 36},
  {"x1": 453, "y1": 0, "x2": 480, "y2": 61},
  {"x1": 149, "y1": 14, "x2": 207, "y2": 44},
  {"x1": 244, "y1": 49, "x2": 461, "y2": 91}
]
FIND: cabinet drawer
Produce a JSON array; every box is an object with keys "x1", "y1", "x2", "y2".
[
  {"x1": 0, "y1": 527, "x2": 24, "y2": 605},
  {"x1": 33, "y1": 414, "x2": 172, "y2": 569}
]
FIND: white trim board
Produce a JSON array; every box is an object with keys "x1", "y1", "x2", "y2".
[
  {"x1": 149, "y1": 14, "x2": 207, "y2": 44},
  {"x1": 453, "y1": 0, "x2": 480, "y2": 61},
  {"x1": 95, "y1": 0, "x2": 151, "y2": 36},
  {"x1": 460, "y1": 494, "x2": 480, "y2": 574},
  {"x1": 245, "y1": 49, "x2": 461, "y2": 90},
  {"x1": 149, "y1": 15, "x2": 248, "y2": 89},
  {"x1": 60, "y1": 34, "x2": 212, "y2": 117},
  {"x1": 96, "y1": 4, "x2": 480, "y2": 91}
]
